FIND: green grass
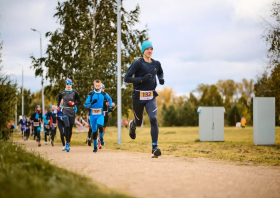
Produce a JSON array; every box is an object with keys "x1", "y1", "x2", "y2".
[
  {"x1": 70, "y1": 126, "x2": 280, "y2": 166},
  {"x1": 0, "y1": 139, "x2": 130, "y2": 198}
]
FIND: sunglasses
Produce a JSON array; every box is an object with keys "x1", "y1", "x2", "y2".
[{"x1": 66, "y1": 83, "x2": 72, "y2": 85}]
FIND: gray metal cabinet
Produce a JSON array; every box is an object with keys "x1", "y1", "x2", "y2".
[
  {"x1": 197, "y1": 107, "x2": 224, "y2": 141},
  {"x1": 253, "y1": 97, "x2": 275, "y2": 145}
]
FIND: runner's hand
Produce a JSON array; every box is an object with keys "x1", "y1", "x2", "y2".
[
  {"x1": 159, "y1": 79, "x2": 165, "y2": 85},
  {"x1": 91, "y1": 99, "x2": 98, "y2": 105},
  {"x1": 141, "y1": 73, "x2": 152, "y2": 83}
]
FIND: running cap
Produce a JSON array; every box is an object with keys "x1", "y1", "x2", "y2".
[
  {"x1": 65, "y1": 78, "x2": 72, "y2": 85},
  {"x1": 49, "y1": 104, "x2": 53, "y2": 108},
  {"x1": 141, "y1": 40, "x2": 153, "y2": 54},
  {"x1": 36, "y1": 105, "x2": 41, "y2": 108}
]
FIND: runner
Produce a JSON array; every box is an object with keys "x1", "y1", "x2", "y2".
[
  {"x1": 19, "y1": 115, "x2": 27, "y2": 139},
  {"x1": 30, "y1": 105, "x2": 43, "y2": 147},
  {"x1": 57, "y1": 78, "x2": 81, "y2": 152},
  {"x1": 9, "y1": 122, "x2": 15, "y2": 137},
  {"x1": 84, "y1": 79, "x2": 112, "y2": 153},
  {"x1": 47, "y1": 104, "x2": 59, "y2": 146},
  {"x1": 124, "y1": 40, "x2": 165, "y2": 158},
  {"x1": 24, "y1": 117, "x2": 31, "y2": 141},
  {"x1": 100, "y1": 83, "x2": 116, "y2": 136},
  {"x1": 43, "y1": 109, "x2": 50, "y2": 145}
]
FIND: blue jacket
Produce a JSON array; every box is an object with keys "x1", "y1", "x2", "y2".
[{"x1": 84, "y1": 90, "x2": 112, "y2": 115}]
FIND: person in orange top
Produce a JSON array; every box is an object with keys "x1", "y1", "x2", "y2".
[{"x1": 241, "y1": 117, "x2": 246, "y2": 128}]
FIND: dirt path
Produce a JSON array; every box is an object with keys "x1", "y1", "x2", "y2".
[{"x1": 17, "y1": 139, "x2": 280, "y2": 198}]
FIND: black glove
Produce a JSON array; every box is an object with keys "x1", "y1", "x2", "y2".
[
  {"x1": 159, "y1": 79, "x2": 165, "y2": 85},
  {"x1": 141, "y1": 73, "x2": 152, "y2": 83},
  {"x1": 108, "y1": 106, "x2": 113, "y2": 112},
  {"x1": 91, "y1": 99, "x2": 98, "y2": 105}
]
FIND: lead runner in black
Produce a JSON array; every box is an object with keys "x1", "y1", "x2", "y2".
[{"x1": 124, "y1": 40, "x2": 164, "y2": 158}]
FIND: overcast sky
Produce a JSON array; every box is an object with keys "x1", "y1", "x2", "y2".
[{"x1": 0, "y1": 0, "x2": 274, "y2": 96}]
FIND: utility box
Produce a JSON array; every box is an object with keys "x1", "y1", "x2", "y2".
[
  {"x1": 197, "y1": 107, "x2": 225, "y2": 141},
  {"x1": 253, "y1": 97, "x2": 275, "y2": 145}
]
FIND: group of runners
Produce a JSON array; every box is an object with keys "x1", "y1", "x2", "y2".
[{"x1": 16, "y1": 40, "x2": 164, "y2": 158}]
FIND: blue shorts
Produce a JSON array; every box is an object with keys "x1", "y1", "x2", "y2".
[{"x1": 89, "y1": 115, "x2": 104, "y2": 132}]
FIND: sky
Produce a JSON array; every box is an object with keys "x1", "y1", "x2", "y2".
[{"x1": 0, "y1": 0, "x2": 274, "y2": 96}]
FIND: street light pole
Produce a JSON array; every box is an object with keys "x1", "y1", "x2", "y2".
[
  {"x1": 22, "y1": 65, "x2": 24, "y2": 116},
  {"x1": 17, "y1": 64, "x2": 24, "y2": 116},
  {"x1": 117, "y1": 0, "x2": 121, "y2": 145},
  {"x1": 31, "y1": 28, "x2": 45, "y2": 116}
]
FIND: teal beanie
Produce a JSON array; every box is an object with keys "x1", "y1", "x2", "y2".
[{"x1": 141, "y1": 40, "x2": 153, "y2": 54}]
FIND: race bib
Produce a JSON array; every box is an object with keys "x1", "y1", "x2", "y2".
[
  {"x1": 140, "y1": 91, "x2": 153, "y2": 100},
  {"x1": 45, "y1": 125, "x2": 50, "y2": 129},
  {"x1": 33, "y1": 122, "x2": 39, "y2": 127},
  {"x1": 92, "y1": 108, "x2": 102, "y2": 115}
]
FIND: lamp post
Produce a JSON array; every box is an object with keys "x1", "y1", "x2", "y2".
[
  {"x1": 117, "y1": 0, "x2": 122, "y2": 145},
  {"x1": 17, "y1": 64, "x2": 24, "y2": 116},
  {"x1": 31, "y1": 28, "x2": 45, "y2": 116}
]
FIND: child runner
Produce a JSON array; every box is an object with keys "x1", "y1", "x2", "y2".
[
  {"x1": 84, "y1": 79, "x2": 112, "y2": 152},
  {"x1": 124, "y1": 40, "x2": 165, "y2": 158}
]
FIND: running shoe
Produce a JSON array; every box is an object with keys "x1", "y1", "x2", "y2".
[
  {"x1": 98, "y1": 139, "x2": 102, "y2": 149},
  {"x1": 66, "y1": 143, "x2": 70, "y2": 152},
  {"x1": 93, "y1": 146, "x2": 98, "y2": 153},
  {"x1": 45, "y1": 142, "x2": 48, "y2": 145},
  {"x1": 128, "y1": 120, "x2": 136, "y2": 139},
  {"x1": 151, "y1": 147, "x2": 162, "y2": 158},
  {"x1": 38, "y1": 142, "x2": 41, "y2": 147},
  {"x1": 62, "y1": 145, "x2": 67, "y2": 151},
  {"x1": 51, "y1": 140, "x2": 54, "y2": 146},
  {"x1": 100, "y1": 139, "x2": 105, "y2": 146},
  {"x1": 87, "y1": 137, "x2": 91, "y2": 146}
]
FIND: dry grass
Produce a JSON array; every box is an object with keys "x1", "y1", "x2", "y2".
[{"x1": 70, "y1": 126, "x2": 280, "y2": 166}]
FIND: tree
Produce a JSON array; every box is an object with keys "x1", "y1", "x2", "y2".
[
  {"x1": 199, "y1": 85, "x2": 223, "y2": 106},
  {"x1": 227, "y1": 105, "x2": 241, "y2": 126},
  {"x1": 31, "y1": 0, "x2": 148, "y2": 116},
  {"x1": 0, "y1": 35, "x2": 17, "y2": 138}
]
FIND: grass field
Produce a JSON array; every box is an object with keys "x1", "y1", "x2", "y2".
[
  {"x1": 0, "y1": 139, "x2": 129, "y2": 198},
  {"x1": 70, "y1": 126, "x2": 280, "y2": 166}
]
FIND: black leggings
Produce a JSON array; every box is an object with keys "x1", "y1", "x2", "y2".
[
  {"x1": 131, "y1": 97, "x2": 158, "y2": 144},
  {"x1": 24, "y1": 129, "x2": 30, "y2": 139},
  {"x1": 58, "y1": 119, "x2": 65, "y2": 146},
  {"x1": 50, "y1": 127, "x2": 56, "y2": 141},
  {"x1": 44, "y1": 128, "x2": 50, "y2": 142},
  {"x1": 61, "y1": 115, "x2": 75, "y2": 144},
  {"x1": 34, "y1": 126, "x2": 41, "y2": 142}
]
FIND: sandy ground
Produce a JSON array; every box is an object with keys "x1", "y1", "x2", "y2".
[{"x1": 17, "y1": 139, "x2": 280, "y2": 198}]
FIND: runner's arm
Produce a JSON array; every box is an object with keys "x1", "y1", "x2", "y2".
[
  {"x1": 105, "y1": 94, "x2": 112, "y2": 107},
  {"x1": 74, "y1": 91, "x2": 81, "y2": 105},
  {"x1": 157, "y1": 62, "x2": 164, "y2": 85},
  {"x1": 124, "y1": 61, "x2": 142, "y2": 83},
  {"x1": 57, "y1": 92, "x2": 62, "y2": 107},
  {"x1": 84, "y1": 95, "x2": 91, "y2": 109}
]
